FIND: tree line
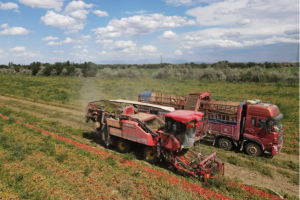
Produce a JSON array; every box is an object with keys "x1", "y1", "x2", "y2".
[{"x1": 0, "y1": 60, "x2": 299, "y2": 77}]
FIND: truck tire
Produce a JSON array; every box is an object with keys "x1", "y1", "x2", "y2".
[
  {"x1": 218, "y1": 138, "x2": 233, "y2": 151},
  {"x1": 116, "y1": 138, "x2": 131, "y2": 153},
  {"x1": 144, "y1": 146, "x2": 158, "y2": 164},
  {"x1": 245, "y1": 143, "x2": 262, "y2": 157}
]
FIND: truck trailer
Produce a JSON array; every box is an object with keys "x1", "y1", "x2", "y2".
[
  {"x1": 138, "y1": 91, "x2": 284, "y2": 157},
  {"x1": 85, "y1": 100, "x2": 224, "y2": 182}
]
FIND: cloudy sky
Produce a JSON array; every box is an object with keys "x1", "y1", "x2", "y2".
[{"x1": 0, "y1": 0, "x2": 299, "y2": 64}]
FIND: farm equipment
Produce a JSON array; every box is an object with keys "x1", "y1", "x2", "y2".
[
  {"x1": 85, "y1": 100, "x2": 224, "y2": 183},
  {"x1": 138, "y1": 91, "x2": 284, "y2": 157}
]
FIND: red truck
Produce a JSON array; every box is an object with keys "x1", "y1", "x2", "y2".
[
  {"x1": 85, "y1": 100, "x2": 224, "y2": 182},
  {"x1": 138, "y1": 91, "x2": 284, "y2": 157}
]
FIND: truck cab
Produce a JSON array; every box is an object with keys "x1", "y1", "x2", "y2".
[{"x1": 242, "y1": 101, "x2": 284, "y2": 156}]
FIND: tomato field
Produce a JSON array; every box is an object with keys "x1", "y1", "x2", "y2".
[{"x1": 0, "y1": 74, "x2": 298, "y2": 199}]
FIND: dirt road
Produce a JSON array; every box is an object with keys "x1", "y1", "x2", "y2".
[{"x1": 0, "y1": 95, "x2": 298, "y2": 196}]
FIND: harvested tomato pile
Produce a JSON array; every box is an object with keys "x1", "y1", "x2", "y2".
[{"x1": 0, "y1": 114, "x2": 282, "y2": 200}]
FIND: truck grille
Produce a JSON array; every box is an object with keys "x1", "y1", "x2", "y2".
[{"x1": 278, "y1": 135, "x2": 283, "y2": 144}]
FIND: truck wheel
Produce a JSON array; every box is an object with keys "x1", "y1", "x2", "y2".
[
  {"x1": 116, "y1": 138, "x2": 131, "y2": 153},
  {"x1": 218, "y1": 138, "x2": 233, "y2": 151},
  {"x1": 144, "y1": 146, "x2": 158, "y2": 164},
  {"x1": 245, "y1": 143, "x2": 262, "y2": 157}
]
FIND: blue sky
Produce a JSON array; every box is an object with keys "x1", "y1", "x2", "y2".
[{"x1": 0, "y1": 0, "x2": 299, "y2": 64}]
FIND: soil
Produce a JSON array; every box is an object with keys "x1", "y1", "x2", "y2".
[{"x1": 0, "y1": 95, "x2": 299, "y2": 197}]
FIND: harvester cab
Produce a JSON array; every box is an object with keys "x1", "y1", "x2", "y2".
[{"x1": 162, "y1": 110, "x2": 203, "y2": 150}]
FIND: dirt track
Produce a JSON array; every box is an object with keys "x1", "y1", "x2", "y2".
[{"x1": 0, "y1": 95, "x2": 298, "y2": 196}]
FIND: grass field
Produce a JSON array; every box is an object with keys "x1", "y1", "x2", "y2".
[
  {"x1": 0, "y1": 74, "x2": 298, "y2": 199},
  {"x1": 0, "y1": 75, "x2": 298, "y2": 154}
]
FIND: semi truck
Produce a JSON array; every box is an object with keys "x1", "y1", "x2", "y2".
[
  {"x1": 85, "y1": 99, "x2": 224, "y2": 182},
  {"x1": 138, "y1": 91, "x2": 284, "y2": 157}
]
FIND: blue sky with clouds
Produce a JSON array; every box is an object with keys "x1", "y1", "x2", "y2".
[{"x1": 0, "y1": 0, "x2": 299, "y2": 64}]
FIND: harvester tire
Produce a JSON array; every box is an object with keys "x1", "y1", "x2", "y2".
[
  {"x1": 245, "y1": 143, "x2": 262, "y2": 157},
  {"x1": 217, "y1": 138, "x2": 233, "y2": 151},
  {"x1": 144, "y1": 146, "x2": 158, "y2": 164},
  {"x1": 116, "y1": 138, "x2": 131, "y2": 153}
]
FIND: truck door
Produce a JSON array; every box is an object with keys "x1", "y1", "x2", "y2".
[
  {"x1": 245, "y1": 117, "x2": 272, "y2": 149},
  {"x1": 256, "y1": 119, "x2": 273, "y2": 149}
]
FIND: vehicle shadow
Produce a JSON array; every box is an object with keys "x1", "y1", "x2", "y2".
[
  {"x1": 82, "y1": 130, "x2": 179, "y2": 172},
  {"x1": 196, "y1": 140, "x2": 273, "y2": 159}
]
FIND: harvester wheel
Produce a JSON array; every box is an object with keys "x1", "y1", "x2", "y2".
[
  {"x1": 218, "y1": 138, "x2": 233, "y2": 151},
  {"x1": 116, "y1": 138, "x2": 131, "y2": 153},
  {"x1": 144, "y1": 146, "x2": 158, "y2": 164},
  {"x1": 245, "y1": 143, "x2": 262, "y2": 157}
]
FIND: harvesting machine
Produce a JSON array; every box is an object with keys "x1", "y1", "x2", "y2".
[
  {"x1": 85, "y1": 100, "x2": 224, "y2": 182},
  {"x1": 138, "y1": 91, "x2": 284, "y2": 157}
]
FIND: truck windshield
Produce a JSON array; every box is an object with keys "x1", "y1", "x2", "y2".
[
  {"x1": 273, "y1": 120, "x2": 283, "y2": 132},
  {"x1": 182, "y1": 127, "x2": 196, "y2": 149},
  {"x1": 145, "y1": 117, "x2": 165, "y2": 130}
]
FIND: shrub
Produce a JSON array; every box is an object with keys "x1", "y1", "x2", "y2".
[
  {"x1": 60, "y1": 68, "x2": 68, "y2": 76},
  {"x1": 225, "y1": 68, "x2": 241, "y2": 82},
  {"x1": 266, "y1": 71, "x2": 286, "y2": 83},
  {"x1": 152, "y1": 65, "x2": 175, "y2": 79},
  {"x1": 100, "y1": 68, "x2": 115, "y2": 78},
  {"x1": 106, "y1": 156, "x2": 117, "y2": 166},
  {"x1": 14, "y1": 173, "x2": 24, "y2": 182},
  {"x1": 36, "y1": 66, "x2": 45, "y2": 76},
  {"x1": 75, "y1": 68, "x2": 83, "y2": 77},
  {"x1": 56, "y1": 152, "x2": 68, "y2": 163},
  {"x1": 83, "y1": 165, "x2": 92, "y2": 177},
  {"x1": 251, "y1": 66, "x2": 266, "y2": 82},
  {"x1": 50, "y1": 69, "x2": 57, "y2": 76},
  {"x1": 202, "y1": 67, "x2": 217, "y2": 80},
  {"x1": 216, "y1": 70, "x2": 226, "y2": 81}
]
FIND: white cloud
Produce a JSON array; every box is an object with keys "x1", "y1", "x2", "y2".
[
  {"x1": 83, "y1": 45, "x2": 89, "y2": 47},
  {"x1": 41, "y1": 36, "x2": 59, "y2": 41},
  {"x1": 82, "y1": 49, "x2": 88, "y2": 53},
  {"x1": 70, "y1": 52, "x2": 87, "y2": 57},
  {"x1": 236, "y1": 18, "x2": 251, "y2": 26},
  {"x1": 0, "y1": 2, "x2": 19, "y2": 12},
  {"x1": 0, "y1": 26, "x2": 30, "y2": 35},
  {"x1": 174, "y1": 49, "x2": 182, "y2": 55},
  {"x1": 124, "y1": 10, "x2": 147, "y2": 14},
  {"x1": 64, "y1": 30, "x2": 78, "y2": 34},
  {"x1": 171, "y1": 0, "x2": 300, "y2": 50},
  {"x1": 40, "y1": 11, "x2": 85, "y2": 32},
  {"x1": 19, "y1": 0, "x2": 64, "y2": 12},
  {"x1": 95, "y1": 39, "x2": 113, "y2": 44},
  {"x1": 73, "y1": 45, "x2": 82, "y2": 48},
  {"x1": 140, "y1": 45, "x2": 157, "y2": 53},
  {"x1": 68, "y1": 9, "x2": 89, "y2": 20},
  {"x1": 91, "y1": 13, "x2": 196, "y2": 38},
  {"x1": 159, "y1": 30, "x2": 178, "y2": 39},
  {"x1": 65, "y1": 0, "x2": 93, "y2": 12},
  {"x1": 0, "y1": 23, "x2": 9, "y2": 28},
  {"x1": 93, "y1": 10, "x2": 108, "y2": 17},
  {"x1": 114, "y1": 40, "x2": 136, "y2": 50},
  {"x1": 9, "y1": 46, "x2": 26, "y2": 52},
  {"x1": 0, "y1": 48, "x2": 3, "y2": 54},
  {"x1": 46, "y1": 37, "x2": 83, "y2": 45},
  {"x1": 53, "y1": 50, "x2": 64, "y2": 54},
  {"x1": 163, "y1": 0, "x2": 218, "y2": 6},
  {"x1": 82, "y1": 35, "x2": 91, "y2": 40},
  {"x1": 46, "y1": 41, "x2": 62, "y2": 46},
  {"x1": 13, "y1": 51, "x2": 42, "y2": 58},
  {"x1": 188, "y1": 51, "x2": 193, "y2": 54}
]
